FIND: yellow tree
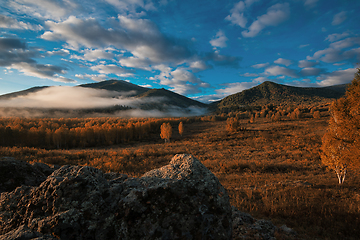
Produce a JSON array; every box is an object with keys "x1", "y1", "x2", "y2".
[
  {"x1": 321, "y1": 68, "x2": 360, "y2": 184},
  {"x1": 178, "y1": 122, "x2": 184, "y2": 136},
  {"x1": 160, "y1": 122, "x2": 172, "y2": 143}
]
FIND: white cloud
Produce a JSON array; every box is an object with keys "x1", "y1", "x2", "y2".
[
  {"x1": 242, "y1": 72, "x2": 259, "y2": 77},
  {"x1": 216, "y1": 81, "x2": 258, "y2": 97},
  {"x1": 298, "y1": 60, "x2": 317, "y2": 68},
  {"x1": 265, "y1": 65, "x2": 298, "y2": 78},
  {"x1": 210, "y1": 30, "x2": 228, "y2": 48},
  {"x1": 326, "y1": 32, "x2": 350, "y2": 42},
  {"x1": 274, "y1": 58, "x2": 292, "y2": 66},
  {"x1": 47, "y1": 49, "x2": 70, "y2": 56},
  {"x1": 119, "y1": 57, "x2": 152, "y2": 70},
  {"x1": 71, "y1": 49, "x2": 114, "y2": 62},
  {"x1": 299, "y1": 67, "x2": 324, "y2": 77},
  {"x1": 0, "y1": 14, "x2": 42, "y2": 30},
  {"x1": 225, "y1": 0, "x2": 259, "y2": 28},
  {"x1": 225, "y1": 1, "x2": 247, "y2": 28},
  {"x1": 304, "y1": 0, "x2": 318, "y2": 8},
  {"x1": 242, "y1": 3, "x2": 290, "y2": 38},
  {"x1": 150, "y1": 66, "x2": 210, "y2": 95},
  {"x1": 90, "y1": 64, "x2": 134, "y2": 77},
  {"x1": 8, "y1": 0, "x2": 76, "y2": 20},
  {"x1": 329, "y1": 37, "x2": 360, "y2": 50},
  {"x1": 104, "y1": 0, "x2": 156, "y2": 13},
  {"x1": 317, "y1": 68, "x2": 357, "y2": 86},
  {"x1": 41, "y1": 15, "x2": 193, "y2": 66},
  {"x1": 332, "y1": 11, "x2": 347, "y2": 26},
  {"x1": 299, "y1": 44, "x2": 310, "y2": 48},
  {"x1": 307, "y1": 37, "x2": 360, "y2": 63},
  {"x1": 251, "y1": 62, "x2": 269, "y2": 68},
  {"x1": 75, "y1": 74, "x2": 107, "y2": 82},
  {"x1": 10, "y1": 62, "x2": 75, "y2": 83},
  {"x1": 189, "y1": 60, "x2": 209, "y2": 72}
]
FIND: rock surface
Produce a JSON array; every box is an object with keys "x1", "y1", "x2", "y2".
[
  {"x1": 0, "y1": 154, "x2": 232, "y2": 239},
  {"x1": 0, "y1": 157, "x2": 58, "y2": 193},
  {"x1": 0, "y1": 155, "x2": 297, "y2": 240}
]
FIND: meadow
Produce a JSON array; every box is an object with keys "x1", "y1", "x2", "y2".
[{"x1": 1, "y1": 111, "x2": 359, "y2": 239}]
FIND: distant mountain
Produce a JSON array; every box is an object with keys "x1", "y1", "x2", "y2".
[
  {"x1": 0, "y1": 80, "x2": 349, "y2": 117},
  {"x1": 137, "y1": 88, "x2": 207, "y2": 109},
  {"x1": 215, "y1": 81, "x2": 348, "y2": 111},
  {"x1": 78, "y1": 79, "x2": 149, "y2": 96},
  {"x1": 0, "y1": 80, "x2": 208, "y2": 116},
  {"x1": 0, "y1": 86, "x2": 49, "y2": 100}
]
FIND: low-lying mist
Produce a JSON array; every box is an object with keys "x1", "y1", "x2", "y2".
[{"x1": 0, "y1": 86, "x2": 209, "y2": 118}]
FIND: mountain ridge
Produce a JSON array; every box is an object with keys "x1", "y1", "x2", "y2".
[
  {"x1": 215, "y1": 81, "x2": 348, "y2": 111},
  {"x1": 0, "y1": 80, "x2": 348, "y2": 115}
]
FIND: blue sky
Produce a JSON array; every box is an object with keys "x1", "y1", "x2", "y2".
[{"x1": 1, "y1": 0, "x2": 359, "y2": 103}]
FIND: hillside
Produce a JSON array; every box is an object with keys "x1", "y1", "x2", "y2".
[
  {"x1": 136, "y1": 88, "x2": 207, "y2": 110},
  {"x1": 0, "y1": 80, "x2": 209, "y2": 117},
  {"x1": 78, "y1": 79, "x2": 149, "y2": 96},
  {"x1": 0, "y1": 86, "x2": 49, "y2": 100},
  {"x1": 215, "y1": 81, "x2": 347, "y2": 111}
]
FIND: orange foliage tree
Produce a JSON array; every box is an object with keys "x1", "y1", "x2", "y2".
[
  {"x1": 178, "y1": 122, "x2": 184, "y2": 136},
  {"x1": 320, "y1": 68, "x2": 360, "y2": 184},
  {"x1": 160, "y1": 122, "x2": 172, "y2": 143}
]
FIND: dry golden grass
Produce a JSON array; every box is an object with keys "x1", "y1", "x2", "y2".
[{"x1": 1, "y1": 115, "x2": 360, "y2": 239}]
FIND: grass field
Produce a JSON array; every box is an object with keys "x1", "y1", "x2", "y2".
[{"x1": 1, "y1": 115, "x2": 360, "y2": 239}]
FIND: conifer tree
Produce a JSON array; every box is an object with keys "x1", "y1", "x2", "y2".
[{"x1": 321, "y1": 68, "x2": 360, "y2": 184}]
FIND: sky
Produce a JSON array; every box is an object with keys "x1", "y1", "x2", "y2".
[{"x1": 0, "y1": 0, "x2": 359, "y2": 103}]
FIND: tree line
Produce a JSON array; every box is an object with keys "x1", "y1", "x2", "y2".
[{"x1": 0, "y1": 117, "x2": 186, "y2": 149}]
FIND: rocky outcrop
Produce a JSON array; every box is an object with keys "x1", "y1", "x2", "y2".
[
  {"x1": 0, "y1": 154, "x2": 232, "y2": 239},
  {"x1": 0, "y1": 157, "x2": 58, "y2": 193},
  {"x1": 0, "y1": 155, "x2": 297, "y2": 240}
]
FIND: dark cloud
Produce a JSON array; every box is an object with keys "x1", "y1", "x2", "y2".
[
  {"x1": 0, "y1": 38, "x2": 27, "y2": 50},
  {"x1": 41, "y1": 16, "x2": 193, "y2": 65},
  {"x1": 204, "y1": 51, "x2": 241, "y2": 68},
  {"x1": 0, "y1": 37, "x2": 74, "y2": 83}
]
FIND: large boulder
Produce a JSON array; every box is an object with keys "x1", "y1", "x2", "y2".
[
  {"x1": 0, "y1": 154, "x2": 232, "y2": 240},
  {"x1": 0, "y1": 157, "x2": 57, "y2": 193}
]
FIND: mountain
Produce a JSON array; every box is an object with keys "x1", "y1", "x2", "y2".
[
  {"x1": 0, "y1": 80, "x2": 349, "y2": 117},
  {"x1": 0, "y1": 80, "x2": 208, "y2": 116},
  {"x1": 136, "y1": 88, "x2": 207, "y2": 109},
  {"x1": 0, "y1": 86, "x2": 49, "y2": 100},
  {"x1": 215, "y1": 81, "x2": 347, "y2": 111},
  {"x1": 78, "y1": 79, "x2": 149, "y2": 95}
]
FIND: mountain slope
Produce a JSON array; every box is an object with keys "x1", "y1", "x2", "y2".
[
  {"x1": 0, "y1": 86, "x2": 49, "y2": 100},
  {"x1": 137, "y1": 88, "x2": 207, "y2": 109},
  {"x1": 0, "y1": 80, "x2": 209, "y2": 116},
  {"x1": 78, "y1": 79, "x2": 149, "y2": 95},
  {"x1": 216, "y1": 81, "x2": 347, "y2": 109}
]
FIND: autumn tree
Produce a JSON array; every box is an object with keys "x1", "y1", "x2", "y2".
[
  {"x1": 160, "y1": 122, "x2": 172, "y2": 143},
  {"x1": 178, "y1": 121, "x2": 184, "y2": 136},
  {"x1": 320, "y1": 68, "x2": 360, "y2": 184},
  {"x1": 313, "y1": 111, "x2": 321, "y2": 119}
]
